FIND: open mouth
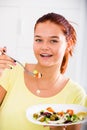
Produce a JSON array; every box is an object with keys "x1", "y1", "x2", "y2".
[{"x1": 40, "y1": 53, "x2": 53, "y2": 57}]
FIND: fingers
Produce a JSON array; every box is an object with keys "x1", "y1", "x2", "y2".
[
  {"x1": 0, "y1": 59, "x2": 15, "y2": 69},
  {"x1": 0, "y1": 47, "x2": 7, "y2": 55},
  {"x1": 0, "y1": 47, "x2": 16, "y2": 71},
  {"x1": 0, "y1": 56, "x2": 16, "y2": 69},
  {"x1": 48, "y1": 126, "x2": 67, "y2": 130}
]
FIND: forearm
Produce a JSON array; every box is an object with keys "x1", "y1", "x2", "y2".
[
  {"x1": 0, "y1": 69, "x2": 4, "y2": 77},
  {"x1": 0, "y1": 85, "x2": 7, "y2": 106}
]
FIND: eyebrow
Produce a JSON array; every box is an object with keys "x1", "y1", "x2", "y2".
[
  {"x1": 34, "y1": 35, "x2": 41, "y2": 38},
  {"x1": 34, "y1": 35, "x2": 60, "y2": 39}
]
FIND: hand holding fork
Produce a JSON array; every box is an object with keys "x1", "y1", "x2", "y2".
[{"x1": 0, "y1": 47, "x2": 42, "y2": 78}]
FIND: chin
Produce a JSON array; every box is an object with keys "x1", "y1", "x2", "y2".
[{"x1": 39, "y1": 62, "x2": 54, "y2": 67}]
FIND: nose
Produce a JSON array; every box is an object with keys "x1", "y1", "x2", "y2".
[{"x1": 40, "y1": 42, "x2": 50, "y2": 50}]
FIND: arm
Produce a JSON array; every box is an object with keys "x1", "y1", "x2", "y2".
[
  {"x1": 0, "y1": 85, "x2": 7, "y2": 105},
  {"x1": 0, "y1": 47, "x2": 15, "y2": 105}
]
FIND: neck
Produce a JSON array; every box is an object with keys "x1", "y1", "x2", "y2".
[
  {"x1": 35, "y1": 70, "x2": 62, "y2": 96},
  {"x1": 35, "y1": 64, "x2": 61, "y2": 80},
  {"x1": 34, "y1": 64, "x2": 62, "y2": 95}
]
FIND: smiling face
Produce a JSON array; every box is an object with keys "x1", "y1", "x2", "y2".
[{"x1": 33, "y1": 21, "x2": 67, "y2": 68}]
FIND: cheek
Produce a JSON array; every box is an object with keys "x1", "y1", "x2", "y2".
[
  {"x1": 33, "y1": 44, "x2": 37, "y2": 51},
  {"x1": 55, "y1": 46, "x2": 66, "y2": 58},
  {"x1": 33, "y1": 44, "x2": 39, "y2": 56}
]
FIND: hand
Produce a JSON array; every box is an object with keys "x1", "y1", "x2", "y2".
[
  {"x1": 0, "y1": 47, "x2": 16, "y2": 75},
  {"x1": 49, "y1": 126, "x2": 67, "y2": 130},
  {"x1": 48, "y1": 124, "x2": 81, "y2": 130},
  {"x1": 44, "y1": 126, "x2": 67, "y2": 130}
]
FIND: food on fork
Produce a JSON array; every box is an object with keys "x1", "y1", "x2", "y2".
[{"x1": 33, "y1": 70, "x2": 42, "y2": 78}]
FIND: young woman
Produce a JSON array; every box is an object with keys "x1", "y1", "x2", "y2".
[{"x1": 0, "y1": 12, "x2": 87, "y2": 130}]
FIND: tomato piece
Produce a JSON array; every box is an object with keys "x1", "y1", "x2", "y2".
[
  {"x1": 57, "y1": 111, "x2": 64, "y2": 116},
  {"x1": 66, "y1": 109, "x2": 74, "y2": 116},
  {"x1": 46, "y1": 107, "x2": 54, "y2": 113}
]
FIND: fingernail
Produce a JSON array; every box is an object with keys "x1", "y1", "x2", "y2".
[
  {"x1": 10, "y1": 67, "x2": 13, "y2": 69},
  {"x1": 3, "y1": 49, "x2": 6, "y2": 53},
  {"x1": 3, "y1": 47, "x2": 7, "y2": 53},
  {"x1": 14, "y1": 60, "x2": 16, "y2": 62}
]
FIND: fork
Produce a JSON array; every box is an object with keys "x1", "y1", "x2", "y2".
[{"x1": 1, "y1": 51, "x2": 42, "y2": 78}]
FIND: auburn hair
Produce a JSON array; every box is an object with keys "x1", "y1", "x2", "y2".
[{"x1": 34, "y1": 13, "x2": 76, "y2": 74}]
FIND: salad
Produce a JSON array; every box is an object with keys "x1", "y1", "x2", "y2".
[{"x1": 33, "y1": 107, "x2": 87, "y2": 124}]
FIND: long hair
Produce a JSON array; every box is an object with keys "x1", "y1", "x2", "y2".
[{"x1": 34, "y1": 13, "x2": 76, "y2": 74}]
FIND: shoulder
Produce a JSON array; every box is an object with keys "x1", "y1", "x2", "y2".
[
  {"x1": 66, "y1": 79, "x2": 86, "y2": 100},
  {"x1": 68, "y1": 79, "x2": 86, "y2": 93},
  {"x1": 69, "y1": 79, "x2": 87, "y2": 106}
]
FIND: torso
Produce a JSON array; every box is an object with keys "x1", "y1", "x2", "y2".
[
  {"x1": 24, "y1": 63, "x2": 69, "y2": 98},
  {"x1": 0, "y1": 64, "x2": 86, "y2": 130}
]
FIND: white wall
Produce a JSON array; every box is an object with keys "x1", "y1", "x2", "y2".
[{"x1": 0, "y1": 0, "x2": 87, "y2": 93}]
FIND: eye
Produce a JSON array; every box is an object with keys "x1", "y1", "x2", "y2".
[
  {"x1": 35, "y1": 39, "x2": 43, "y2": 43},
  {"x1": 50, "y1": 39, "x2": 59, "y2": 44}
]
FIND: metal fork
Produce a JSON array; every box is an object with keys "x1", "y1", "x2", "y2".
[{"x1": 1, "y1": 51, "x2": 42, "y2": 78}]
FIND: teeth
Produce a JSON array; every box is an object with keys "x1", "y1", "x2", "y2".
[
  {"x1": 40, "y1": 54, "x2": 52, "y2": 57},
  {"x1": 42, "y1": 54, "x2": 49, "y2": 56}
]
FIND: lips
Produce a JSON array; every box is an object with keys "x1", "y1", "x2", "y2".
[{"x1": 40, "y1": 53, "x2": 53, "y2": 57}]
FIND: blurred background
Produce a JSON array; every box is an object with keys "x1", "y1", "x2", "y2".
[
  {"x1": 0, "y1": 0, "x2": 87, "y2": 90},
  {"x1": 0, "y1": 0, "x2": 87, "y2": 89},
  {"x1": 0, "y1": 1, "x2": 87, "y2": 89},
  {"x1": 0, "y1": 0, "x2": 87, "y2": 129}
]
